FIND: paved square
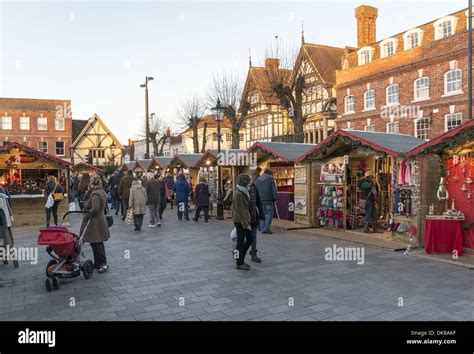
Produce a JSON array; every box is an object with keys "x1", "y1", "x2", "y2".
[{"x1": 1, "y1": 208, "x2": 473, "y2": 321}]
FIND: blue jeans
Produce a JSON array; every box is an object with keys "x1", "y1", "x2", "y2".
[
  {"x1": 250, "y1": 223, "x2": 258, "y2": 251},
  {"x1": 259, "y1": 202, "x2": 274, "y2": 232},
  {"x1": 176, "y1": 201, "x2": 189, "y2": 220}
]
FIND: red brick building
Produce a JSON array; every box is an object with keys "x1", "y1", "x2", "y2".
[
  {"x1": 336, "y1": 5, "x2": 473, "y2": 140},
  {"x1": 0, "y1": 98, "x2": 73, "y2": 159}
]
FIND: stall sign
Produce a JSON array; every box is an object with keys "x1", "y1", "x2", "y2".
[
  {"x1": 320, "y1": 158, "x2": 346, "y2": 183},
  {"x1": 294, "y1": 166, "x2": 307, "y2": 184},
  {"x1": 9, "y1": 153, "x2": 37, "y2": 164},
  {"x1": 294, "y1": 184, "x2": 307, "y2": 196},
  {"x1": 294, "y1": 198, "x2": 307, "y2": 215}
]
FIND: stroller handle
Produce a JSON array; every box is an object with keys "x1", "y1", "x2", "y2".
[{"x1": 60, "y1": 211, "x2": 89, "y2": 225}]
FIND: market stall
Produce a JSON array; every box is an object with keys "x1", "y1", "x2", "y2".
[
  {"x1": 247, "y1": 142, "x2": 315, "y2": 221},
  {"x1": 407, "y1": 120, "x2": 474, "y2": 253},
  {"x1": 166, "y1": 153, "x2": 202, "y2": 194},
  {"x1": 71, "y1": 162, "x2": 104, "y2": 175},
  {"x1": 0, "y1": 143, "x2": 72, "y2": 226},
  {"x1": 297, "y1": 130, "x2": 433, "y2": 245}
]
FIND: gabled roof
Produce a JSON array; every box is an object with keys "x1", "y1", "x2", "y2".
[
  {"x1": 167, "y1": 153, "x2": 203, "y2": 169},
  {"x1": 72, "y1": 162, "x2": 104, "y2": 173},
  {"x1": 154, "y1": 156, "x2": 172, "y2": 168},
  {"x1": 183, "y1": 114, "x2": 233, "y2": 134},
  {"x1": 298, "y1": 130, "x2": 426, "y2": 161},
  {"x1": 0, "y1": 142, "x2": 72, "y2": 168},
  {"x1": 72, "y1": 120, "x2": 88, "y2": 142},
  {"x1": 297, "y1": 43, "x2": 345, "y2": 86},
  {"x1": 407, "y1": 119, "x2": 474, "y2": 157},
  {"x1": 248, "y1": 142, "x2": 315, "y2": 162},
  {"x1": 71, "y1": 113, "x2": 124, "y2": 149}
]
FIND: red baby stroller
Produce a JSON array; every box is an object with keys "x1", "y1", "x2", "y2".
[{"x1": 37, "y1": 211, "x2": 94, "y2": 291}]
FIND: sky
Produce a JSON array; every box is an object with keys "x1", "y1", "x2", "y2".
[{"x1": 0, "y1": 0, "x2": 468, "y2": 144}]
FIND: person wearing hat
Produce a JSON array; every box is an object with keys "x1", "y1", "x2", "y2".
[
  {"x1": 255, "y1": 168, "x2": 277, "y2": 234},
  {"x1": 232, "y1": 174, "x2": 253, "y2": 270},
  {"x1": 358, "y1": 171, "x2": 378, "y2": 233}
]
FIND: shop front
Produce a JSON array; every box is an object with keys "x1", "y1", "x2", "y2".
[
  {"x1": 297, "y1": 130, "x2": 433, "y2": 246},
  {"x1": 0, "y1": 143, "x2": 72, "y2": 226},
  {"x1": 408, "y1": 120, "x2": 474, "y2": 254},
  {"x1": 166, "y1": 153, "x2": 202, "y2": 192},
  {"x1": 247, "y1": 142, "x2": 315, "y2": 222}
]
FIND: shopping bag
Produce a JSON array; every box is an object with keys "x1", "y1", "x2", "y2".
[
  {"x1": 230, "y1": 227, "x2": 237, "y2": 241},
  {"x1": 45, "y1": 194, "x2": 54, "y2": 209},
  {"x1": 125, "y1": 208, "x2": 134, "y2": 225}
]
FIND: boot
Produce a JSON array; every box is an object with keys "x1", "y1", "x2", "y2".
[
  {"x1": 250, "y1": 250, "x2": 262, "y2": 263},
  {"x1": 363, "y1": 222, "x2": 370, "y2": 233}
]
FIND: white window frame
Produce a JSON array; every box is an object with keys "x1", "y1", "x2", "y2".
[
  {"x1": 386, "y1": 84, "x2": 399, "y2": 106},
  {"x1": 444, "y1": 69, "x2": 463, "y2": 96},
  {"x1": 414, "y1": 77, "x2": 430, "y2": 101},
  {"x1": 444, "y1": 113, "x2": 462, "y2": 132},
  {"x1": 386, "y1": 121, "x2": 399, "y2": 134},
  {"x1": 0, "y1": 116, "x2": 12, "y2": 130},
  {"x1": 37, "y1": 117, "x2": 48, "y2": 131},
  {"x1": 19, "y1": 117, "x2": 30, "y2": 130},
  {"x1": 414, "y1": 117, "x2": 430, "y2": 140},
  {"x1": 364, "y1": 124, "x2": 376, "y2": 132},
  {"x1": 344, "y1": 95, "x2": 355, "y2": 114},
  {"x1": 55, "y1": 141, "x2": 65, "y2": 156},
  {"x1": 380, "y1": 38, "x2": 398, "y2": 58},
  {"x1": 363, "y1": 90, "x2": 376, "y2": 111},
  {"x1": 357, "y1": 46, "x2": 374, "y2": 66},
  {"x1": 37, "y1": 141, "x2": 48, "y2": 153},
  {"x1": 403, "y1": 28, "x2": 423, "y2": 50},
  {"x1": 433, "y1": 16, "x2": 457, "y2": 40},
  {"x1": 55, "y1": 117, "x2": 65, "y2": 131}
]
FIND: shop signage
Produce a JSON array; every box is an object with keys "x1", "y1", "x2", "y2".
[
  {"x1": 294, "y1": 166, "x2": 307, "y2": 184},
  {"x1": 294, "y1": 198, "x2": 307, "y2": 215}
]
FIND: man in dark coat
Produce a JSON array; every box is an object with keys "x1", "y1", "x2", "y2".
[
  {"x1": 109, "y1": 170, "x2": 123, "y2": 215},
  {"x1": 193, "y1": 176, "x2": 210, "y2": 222},
  {"x1": 164, "y1": 173, "x2": 174, "y2": 209},
  {"x1": 118, "y1": 170, "x2": 134, "y2": 220},
  {"x1": 173, "y1": 173, "x2": 191, "y2": 221},
  {"x1": 255, "y1": 168, "x2": 277, "y2": 234},
  {"x1": 146, "y1": 172, "x2": 161, "y2": 227}
]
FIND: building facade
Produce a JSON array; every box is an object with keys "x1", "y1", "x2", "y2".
[
  {"x1": 71, "y1": 114, "x2": 123, "y2": 167},
  {"x1": 161, "y1": 135, "x2": 187, "y2": 157},
  {"x1": 241, "y1": 58, "x2": 293, "y2": 148},
  {"x1": 0, "y1": 98, "x2": 73, "y2": 159},
  {"x1": 336, "y1": 5, "x2": 473, "y2": 140},
  {"x1": 133, "y1": 139, "x2": 154, "y2": 160}
]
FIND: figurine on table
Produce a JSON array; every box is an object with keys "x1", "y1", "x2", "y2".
[{"x1": 436, "y1": 177, "x2": 449, "y2": 213}]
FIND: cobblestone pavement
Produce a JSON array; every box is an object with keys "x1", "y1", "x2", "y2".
[{"x1": 1, "y1": 207, "x2": 473, "y2": 321}]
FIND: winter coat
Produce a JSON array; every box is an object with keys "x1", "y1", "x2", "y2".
[
  {"x1": 129, "y1": 181, "x2": 147, "y2": 215},
  {"x1": 194, "y1": 182, "x2": 210, "y2": 207},
  {"x1": 109, "y1": 172, "x2": 123, "y2": 196},
  {"x1": 232, "y1": 188, "x2": 251, "y2": 229},
  {"x1": 248, "y1": 183, "x2": 264, "y2": 226},
  {"x1": 358, "y1": 177, "x2": 375, "y2": 201},
  {"x1": 146, "y1": 178, "x2": 161, "y2": 205},
  {"x1": 80, "y1": 189, "x2": 110, "y2": 244},
  {"x1": 159, "y1": 180, "x2": 169, "y2": 204},
  {"x1": 255, "y1": 173, "x2": 277, "y2": 203},
  {"x1": 118, "y1": 175, "x2": 134, "y2": 200},
  {"x1": 173, "y1": 178, "x2": 191, "y2": 203},
  {"x1": 44, "y1": 181, "x2": 64, "y2": 203},
  {"x1": 164, "y1": 175, "x2": 174, "y2": 192}
]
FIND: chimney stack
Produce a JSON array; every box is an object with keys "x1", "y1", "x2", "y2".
[{"x1": 355, "y1": 5, "x2": 378, "y2": 48}]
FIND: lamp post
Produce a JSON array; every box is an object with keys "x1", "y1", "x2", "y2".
[
  {"x1": 111, "y1": 142, "x2": 117, "y2": 170},
  {"x1": 140, "y1": 76, "x2": 154, "y2": 159},
  {"x1": 211, "y1": 98, "x2": 226, "y2": 220}
]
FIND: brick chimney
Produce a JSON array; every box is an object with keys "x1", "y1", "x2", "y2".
[
  {"x1": 355, "y1": 5, "x2": 378, "y2": 48},
  {"x1": 265, "y1": 58, "x2": 280, "y2": 69}
]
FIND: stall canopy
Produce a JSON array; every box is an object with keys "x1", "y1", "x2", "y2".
[
  {"x1": 0, "y1": 142, "x2": 72, "y2": 168},
  {"x1": 72, "y1": 162, "x2": 103, "y2": 173},
  {"x1": 154, "y1": 157, "x2": 171, "y2": 170},
  {"x1": 167, "y1": 153, "x2": 202, "y2": 169},
  {"x1": 298, "y1": 130, "x2": 426, "y2": 161},
  {"x1": 247, "y1": 142, "x2": 316, "y2": 162},
  {"x1": 407, "y1": 120, "x2": 474, "y2": 157}
]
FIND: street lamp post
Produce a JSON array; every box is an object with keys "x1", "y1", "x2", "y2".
[
  {"x1": 111, "y1": 142, "x2": 117, "y2": 170},
  {"x1": 140, "y1": 76, "x2": 154, "y2": 159},
  {"x1": 211, "y1": 98, "x2": 226, "y2": 220}
]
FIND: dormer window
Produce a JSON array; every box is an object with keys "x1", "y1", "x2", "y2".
[
  {"x1": 357, "y1": 46, "x2": 374, "y2": 66},
  {"x1": 380, "y1": 38, "x2": 398, "y2": 58},
  {"x1": 434, "y1": 16, "x2": 458, "y2": 40},
  {"x1": 403, "y1": 28, "x2": 423, "y2": 50}
]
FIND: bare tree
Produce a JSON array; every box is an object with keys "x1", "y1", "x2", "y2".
[
  {"x1": 207, "y1": 73, "x2": 249, "y2": 149},
  {"x1": 263, "y1": 41, "x2": 307, "y2": 143},
  {"x1": 137, "y1": 115, "x2": 171, "y2": 157},
  {"x1": 177, "y1": 95, "x2": 206, "y2": 153}
]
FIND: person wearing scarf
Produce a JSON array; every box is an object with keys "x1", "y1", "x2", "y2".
[{"x1": 232, "y1": 174, "x2": 253, "y2": 270}]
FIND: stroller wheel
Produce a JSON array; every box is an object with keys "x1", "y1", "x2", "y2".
[
  {"x1": 82, "y1": 260, "x2": 94, "y2": 279},
  {"x1": 45, "y1": 278, "x2": 53, "y2": 292},
  {"x1": 52, "y1": 277, "x2": 59, "y2": 290},
  {"x1": 46, "y1": 260, "x2": 58, "y2": 278}
]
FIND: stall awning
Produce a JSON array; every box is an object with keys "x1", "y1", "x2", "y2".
[
  {"x1": 0, "y1": 142, "x2": 72, "y2": 168},
  {"x1": 247, "y1": 142, "x2": 316, "y2": 162},
  {"x1": 72, "y1": 162, "x2": 103, "y2": 173},
  {"x1": 154, "y1": 157, "x2": 171, "y2": 169},
  {"x1": 167, "y1": 153, "x2": 202, "y2": 169},
  {"x1": 407, "y1": 120, "x2": 474, "y2": 157},
  {"x1": 298, "y1": 130, "x2": 426, "y2": 161}
]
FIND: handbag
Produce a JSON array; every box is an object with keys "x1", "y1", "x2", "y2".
[
  {"x1": 104, "y1": 198, "x2": 113, "y2": 228},
  {"x1": 45, "y1": 194, "x2": 54, "y2": 209},
  {"x1": 53, "y1": 183, "x2": 64, "y2": 202},
  {"x1": 358, "y1": 191, "x2": 372, "y2": 209},
  {"x1": 125, "y1": 208, "x2": 134, "y2": 225}
]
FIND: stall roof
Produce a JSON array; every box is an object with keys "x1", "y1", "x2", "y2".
[
  {"x1": 407, "y1": 120, "x2": 474, "y2": 157},
  {"x1": 137, "y1": 159, "x2": 153, "y2": 170},
  {"x1": 153, "y1": 156, "x2": 171, "y2": 169},
  {"x1": 167, "y1": 153, "x2": 202, "y2": 169},
  {"x1": 298, "y1": 130, "x2": 426, "y2": 161},
  {"x1": 72, "y1": 162, "x2": 103, "y2": 173},
  {"x1": 247, "y1": 142, "x2": 316, "y2": 162},
  {"x1": 193, "y1": 149, "x2": 247, "y2": 167},
  {"x1": 0, "y1": 142, "x2": 72, "y2": 168}
]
